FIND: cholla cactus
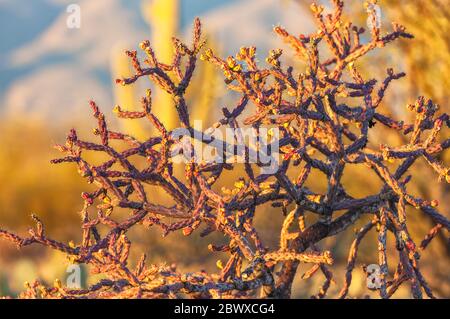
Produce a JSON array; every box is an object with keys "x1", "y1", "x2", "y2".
[{"x1": 0, "y1": 0, "x2": 448, "y2": 299}]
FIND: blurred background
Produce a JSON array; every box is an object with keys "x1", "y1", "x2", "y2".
[{"x1": 0, "y1": 0, "x2": 448, "y2": 298}]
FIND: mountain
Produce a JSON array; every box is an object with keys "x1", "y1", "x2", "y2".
[{"x1": 1, "y1": 0, "x2": 311, "y2": 122}]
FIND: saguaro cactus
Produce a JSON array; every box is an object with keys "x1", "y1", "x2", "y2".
[
  {"x1": 111, "y1": 46, "x2": 146, "y2": 139},
  {"x1": 142, "y1": 0, "x2": 180, "y2": 130}
]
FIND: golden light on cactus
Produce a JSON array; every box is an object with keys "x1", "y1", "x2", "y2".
[
  {"x1": 0, "y1": 0, "x2": 449, "y2": 300},
  {"x1": 384, "y1": 0, "x2": 450, "y2": 107}
]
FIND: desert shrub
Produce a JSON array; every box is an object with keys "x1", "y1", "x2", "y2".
[{"x1": 0, "y1": 0, "x2": 449, "y2": 299}]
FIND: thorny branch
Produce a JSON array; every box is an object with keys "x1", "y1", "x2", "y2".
[{"x1": 1, "y1": 0, "x2": 449, "y2": 299}]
